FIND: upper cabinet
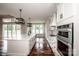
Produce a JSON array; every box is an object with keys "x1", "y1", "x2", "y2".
[
  {"x1": 63, "y1": 4, "x2": 74, "y2": 19},
  {"x1": 57, "y1": 4, "x2": 63, "y2": 22},
  {"x1": 57, "y1": 3, "x2": 74, "y2": 23}
]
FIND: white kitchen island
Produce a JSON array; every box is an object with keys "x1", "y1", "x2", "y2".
[{"x1": 7, "y1": 34, "x2": 36, "y2": 56}]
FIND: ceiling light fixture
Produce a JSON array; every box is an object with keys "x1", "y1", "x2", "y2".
[
  {"x1": 15, "y1": 9, "x2": 25, "y2": 24},
  {"x1": 27, "y1": 17, "x2": 32, "y2": 27}
]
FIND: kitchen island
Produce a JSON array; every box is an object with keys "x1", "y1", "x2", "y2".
[{"x1": 7, "y1": 34, "x2": 36, "y2": 56}]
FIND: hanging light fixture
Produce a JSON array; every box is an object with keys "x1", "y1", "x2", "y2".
[
  {"x1": 15, "y1": 9, "x2": 25, "y2": 24},
  {"x1": 27, "y1": 17, "x2": 32, "y2": 27}
]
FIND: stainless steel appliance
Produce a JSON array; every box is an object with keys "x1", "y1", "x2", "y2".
[{"x1": 57, "y1": 23, "x2": 74, "y2": 56}]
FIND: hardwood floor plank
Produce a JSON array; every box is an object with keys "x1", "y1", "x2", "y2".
[{"x1": 29, "y1": 38, "x2": 55, "y2": 56}]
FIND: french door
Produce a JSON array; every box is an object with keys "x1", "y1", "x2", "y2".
[
  {"x1": 3, "y1": 24, "x2": 21, "y2": 40},
  {"x1": 31, "y1": 23, "x2": 45, "y2": 35}
]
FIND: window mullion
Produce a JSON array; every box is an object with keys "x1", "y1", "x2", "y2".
[
  {"x1": 39, "y1": 24, "x2": 40, "y2": 34},
  {"x1": 35, "y1": 24, "x2": 36, "y2": 34},
  {"x1": 7, "y1": 24, "x2": 8, "y2": 39},
  {"x1": 11, "y1": 24, "x2": 12, "y2": 39},
  {"x1": 11, "y1": 19, "x2": 12, "y2": 39},
  {"x1": 15, "y1": 24, "x2": 17, "y2": 39}
]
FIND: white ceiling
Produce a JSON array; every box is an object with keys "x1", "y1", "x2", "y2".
[{"x1": 0, "y1": 3, "x2": 57, "y2": 20}]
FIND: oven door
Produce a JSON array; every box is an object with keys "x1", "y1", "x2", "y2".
[
  {"x1": 57, "y1": 39, "x2": 68, "y2": 56},
  {"x1": 58, "y1": 31, "x2": 69, "y2": 43},
  {"x1": 57, "y1": 30, "x2": 73, "y2": 45}
]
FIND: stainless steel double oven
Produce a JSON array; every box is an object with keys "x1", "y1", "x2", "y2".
[{"x1": 57, "y1": 23, "x2": 74, "y2": 56}]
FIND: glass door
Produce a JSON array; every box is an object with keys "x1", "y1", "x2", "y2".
[
  {"x1": 3, "y1": 24, "x2": 21, "y2": 40},
  {"x1": 31, "y1": 23, "x2": 44, "y2": 35},
  {"x1": 35, "y1": 24, "x2": 40, "y2": 34}
]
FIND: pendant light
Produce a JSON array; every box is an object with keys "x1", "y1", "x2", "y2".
[
  {"x1": 27, "y1": 17, "x2": 32, "y2": 27},
  {"x1": 16, "y1": 9, "x2": 25, "y2": 24}
]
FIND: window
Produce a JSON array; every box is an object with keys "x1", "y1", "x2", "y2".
[
  {"x1": 3, "y1": 18, "x2": 21, "y2": 40},
  {"x1": 31, "y1": 23, "x2": 44, "y2": 34},
  {"x1": 3, "y1": 18, "x2": 16, "y2": 22},
  {"x1": 39, "y1": 24, "x2": 44, "y2": 34},
  {"x1": 36, "y1": 24, "x2": 40, "y2": 34},
  {"x1": 3, "y1": 18, "x2": 11, "y2": 22},
  {"x1": 31, "y1": 24, "x2": 36, "y2": 34},
  {"x1": 3, "y1": 24, "x2": 21, "y2": 40}
]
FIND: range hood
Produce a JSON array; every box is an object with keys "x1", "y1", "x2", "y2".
[
  {"x1": 50, "y1": 13, "x2": 56, "y2": 27},
  {"x1": 49, "y1": 13, "x2": 57, "y2": 31},
  {"x1": 15, "y1": 9, "x2": 25, "y2": 24}
]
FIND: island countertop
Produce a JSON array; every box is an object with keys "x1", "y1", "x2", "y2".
[{"x1": 3, "y1": 34, "x2": 36, "y2": 41}]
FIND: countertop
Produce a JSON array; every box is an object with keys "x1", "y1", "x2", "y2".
[{"x1": 3, "y1": 34, "x2": 36, "y2": 41}]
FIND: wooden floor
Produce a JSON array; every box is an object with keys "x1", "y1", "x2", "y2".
[{"x1": 29, "y1": 38, "x2": 55, "y2": 56}]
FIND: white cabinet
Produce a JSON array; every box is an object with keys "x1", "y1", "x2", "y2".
[
  {"x1": 29, "y1": 36, "x2": 35, "y2": 50},
  {"x1": 7, "y1": 35, "x2": 36, "y2": 56},
  {"x1": 57, "y1": 4, "x2": 63, "y2": 22},
  {"x1": 48, "y1": 36, "x2": 57, "y2": 51},
  {"x1": 50, "y1": 37, "x2": 57, "y2": 50},
  {"x1": 48, "y1": 36, "x2": 61, "y2": 56},
  {"x1": 63, "y1": 4, "x2": 74, "y2": 19},
  {"x1": 57, "y1": 3, "x2": 74, "y2": 23},
  {"x1": 47, "y1": 36, "x2": 61, "y2": 56}
]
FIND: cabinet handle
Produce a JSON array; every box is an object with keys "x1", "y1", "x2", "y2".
[{"x1": 60, "y1": 14, "x2": 63, "y2": 19}]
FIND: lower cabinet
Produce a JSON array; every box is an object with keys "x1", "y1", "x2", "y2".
[
  {"x1": 47, "y1": 36, "x2": 60, "y2": 56},
  {"x1": 29, "y1": 37, "x2": 35, "y2": 50},
  {"x1": 48, "y1": 37, "x2": 57, "y2": 50},
  {"x1": 7, "y1": 35, "x2": 36, "y2": 56}
]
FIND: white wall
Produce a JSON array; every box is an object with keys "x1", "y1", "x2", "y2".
[
  {"x1": 26, "y1": 19, "x2": 45, "y2": 23},
  {"x1": 73, "y1": 4, "x2": 79, "y2": 56}
]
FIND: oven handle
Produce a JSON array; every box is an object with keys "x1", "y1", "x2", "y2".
[{"x1": 57, "y1": 29, "x2": 72, "y2": 32}]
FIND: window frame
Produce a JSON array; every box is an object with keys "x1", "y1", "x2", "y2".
[{"x1": 2, "y1": 18, "x2": 21, "y2": 40}]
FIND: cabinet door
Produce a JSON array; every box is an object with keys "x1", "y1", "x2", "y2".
[
  {"x1": 57, "y1": 3, "x2": 74, "y2": 23},
  {"x1": 57, "y1": 4, "x2": 64, "y2": 22},
  {"x1": 49, "y1": 37, "x2": 57, "y2": 50},
  {"x1": 63, "y1": 3, "x2": 74, "y2": 19}
]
